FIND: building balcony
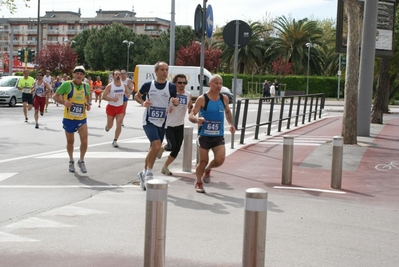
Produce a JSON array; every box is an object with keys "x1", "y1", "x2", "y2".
[
  {"x1": 46, "y1": 30, "x2": 59, "y2": 34},
  {"x1": 26, "y1": 29, "x2": 38, "y2": 34},
  {"x1": 66, "y1": 29, "x2": 77, "y2": 34}
]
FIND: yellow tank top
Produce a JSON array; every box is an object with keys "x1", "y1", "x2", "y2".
[{"x1": 63, "y1": 83, "x2": 88, "y2": 120}]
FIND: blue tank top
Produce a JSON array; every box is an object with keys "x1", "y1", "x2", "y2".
[{"x1": 199, "y1": 94, "x2": 225, "y2": 137}]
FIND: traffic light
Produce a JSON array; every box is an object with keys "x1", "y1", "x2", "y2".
[
  {"x1": 28, "y1": 50, "x2": 36, "y2": 62},
  {"x1": 17, "y1": 49, "x2": 24, "y2": 62},
  {"x1": 341, "y1": 57, "x2": 346, "y2": 67}
]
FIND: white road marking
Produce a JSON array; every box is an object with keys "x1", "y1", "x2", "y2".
[
  {"x1": 42, "y1": 206, "x2": 107, "y2": 217},
  {"x1": 4, "y1": 217, "x2": 76, "y2": 229},
  {"x1": 37, "y1": 151, "x2": 149, "y2": 159},
  {"x1": 0, "y1": 173, "x2": 18, "y2": 182},
  {"x1": 0, "y1": 232, "x2": 39, "y2": 242},
  {"x1": 273, "y1": 186, "x2": 346, "y2": 194}
]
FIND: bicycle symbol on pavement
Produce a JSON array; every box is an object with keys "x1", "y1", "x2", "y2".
[{"x1": 375, "y1": 161, "x2": 399, "y2": 171}]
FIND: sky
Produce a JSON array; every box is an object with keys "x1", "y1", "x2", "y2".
[{"x1": 1, "y1": 0, "x2": 338, "y2": 27}]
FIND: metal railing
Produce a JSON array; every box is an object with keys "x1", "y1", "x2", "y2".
[{"x1": 234, "y1": 93, "x2": 325, "y2": 144}]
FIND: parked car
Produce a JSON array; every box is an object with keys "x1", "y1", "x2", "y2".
[
  {"x1": 221, "y1": 87, "x2": 233, "y2": 104},
  {"x1": 0, "y1": 76, "x2": 23, "y2": 107}
]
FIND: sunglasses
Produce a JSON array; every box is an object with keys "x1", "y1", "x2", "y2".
[
  {"x1": 177, "y1": 81, "x2": 187, "y2": 85},
  {"x1": 121, "y1": 72, "x2": 126, "y2": 74},
  {"x1": 37, "y1": 74, "x2": 43, "y2": 76}
]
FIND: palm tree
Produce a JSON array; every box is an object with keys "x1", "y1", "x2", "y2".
[
  {"x1": 269, "y1": 16, "x2": 326, "y2": 75},
  {"x1": 212, "y1": 21, "x2": 271, "y2": 74}
]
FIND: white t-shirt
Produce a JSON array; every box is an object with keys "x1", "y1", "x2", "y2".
[
  {"x1": 107, "y1": 82, "x2": 125, "y2": 107},
  {"x1": 166, "y1": 90, "x2": 191, "y2": 127},
  {"x1": 142, "y1": 81, "x2": 171, "y2": 127}
]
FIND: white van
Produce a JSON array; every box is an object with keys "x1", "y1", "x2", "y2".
[{"x1": 133, "y1": 65, "x2": 233, "y2": 103}]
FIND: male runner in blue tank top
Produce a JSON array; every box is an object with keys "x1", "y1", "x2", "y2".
[{"x1": 189, "y1": 74, "x2": 236, "y2": 193}]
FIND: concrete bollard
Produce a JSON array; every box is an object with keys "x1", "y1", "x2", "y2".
[
  {"x1": 182, "y1": 126, "x2": 193, "y2": 172},
  {"x1": 331, "y1": 136, "x2": 343, "y2": 189},
  {"x1": 282, "y1": 136, "x2": 294, "y2": 185},
  {"x1": 242, "y1": 188, "x2": 268, "y2": 267},
  {"x1": 144, "y1": 179, "x2": 168, "y2": 267}
]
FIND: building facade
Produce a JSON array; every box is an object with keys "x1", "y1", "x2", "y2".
[{"x1": 0, "y1": 8, "x2": 170, "y2": 57}]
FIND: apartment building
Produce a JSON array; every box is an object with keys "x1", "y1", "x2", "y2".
[{"x1": 0, "y1": 8, "x2": 170, "y2": 56}]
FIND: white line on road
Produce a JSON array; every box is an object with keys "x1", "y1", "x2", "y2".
[
  {"x1": 0, "y1": 173, "x2": 18, "y2": 182},
  {"x1": 273, "y1": 186, "x2": 346, "y2": 194}
]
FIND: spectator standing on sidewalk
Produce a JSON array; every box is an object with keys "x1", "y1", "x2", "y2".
[
  {"x1": 17, "y1": 69, "x2": 35, "y2": 122},
  {"x1": 188, "y1": 74, "x2": 236, "y2": 193},
  {"x1": 263, "y1": 80, "x2": 270, "y2": 102},
  {"x1": 159, "y1": 74, "x2": 193, "y2": 176},
  {"x1": 134, "y1": 61, "x2": 179, "y2": 191},
  {"x1": 102, "y1": 69, "x2": 130, "y2": 148},
  {"x1": 52, "y1": 66, "x2": 91, "y2": 173},
  {"x1": 274, "y1": 79, "x2": 280, "y2": 103}
]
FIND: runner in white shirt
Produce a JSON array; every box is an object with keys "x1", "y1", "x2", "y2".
[
  {"x1": 159, "y1": 74, "x2": 192, "y2": 175},
  {"x1": 102, "y1": 69, "x2": 130, "y2": 148},
  {"x1": 43, "y1": 69, "x2": 53, "y2": 112},
  {"x1": 121, "y1": 69, "x2": 134, "y2": 126}
]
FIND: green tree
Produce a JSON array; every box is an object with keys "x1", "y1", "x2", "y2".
[
  {"x1": 271, "y1": 16, "x2": 325, "y2": 75},
  {"x1": 0, "y1": 0, "x2": 30, "y2": 14},
  {"x1": 73, "y1": 28, "x2": 98, "y2": 69}
]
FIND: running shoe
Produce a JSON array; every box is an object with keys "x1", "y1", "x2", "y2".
[
  {"x1": 138, "y1": 171, "x2": 146, "y2": 191},
  {"x1": 25, "y1": 117, "x2": 28, "y2": 122},
  {"x1": 69, "y1": 160, "x2": 75, "y2": 173},
  {"x1": 77, "y1": 160, "x2": 87, "y2": 173},
  {"x1": 161, "y1": 166, "x2": 173, "y2": 176},
  {"x1": 203, "y1": 168, "x2": 211, "y2": 183},
  {"x1": 35, "y1": 123, "x2": 39, "y2": 129},
  {"x1": 144, "y1": 172, "x2": 154, "y2": 188},
  {"x1": 194, "y1": 180, "x2": 205, "y2": 193},
  {"x1": 105, "y1": 125, "x2": 109, "y2": 132},
  {"x1": 112, "y1": 140, "x2": 119, "y2": 148},
  {"x1": 156, "y1": 145, "x2": 165, "y2": 159}
]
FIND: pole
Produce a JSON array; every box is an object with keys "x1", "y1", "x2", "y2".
[
  {"x1": 306, "y1": 44, "x2": 310, "y2": 95},
  {"x1": 169, "y1": 0, "x2": 175, "y2": 66},
  {"x1": 242, "y1": 188, "x2": 268, "y2": 267},
  {"x1": 357, "y1": 0, "x2": 378, "y2": 136},
  {"x1": 182, "y1": 126, "x2": 193, "y2": 172},
  {"x1": 36, "y1": 0, "x2": 40, "y2": 72},
  {"x1": 9, "y1": 28, "x2": 13, "y2": 75},
  {"x1": 281, "y1": 136, "x2": 294, "y2": 185},
  {"x1": 126, "y1": 46, "x2": 129, "y2": 73},
  {"x1": 144, "y1": 179, "x2": 168, "y2": 267},
  {"x1": 230, "y1": 20, "x2": 239, "y2": 149},
  {"x1": 199, "y1": 0, "x2": 206, "y2": 96},
  {"x1": 337, "y1": 53, "x2": 341, "y2": 100},
  {"x1": 331, "y1": 136, "x2": 343, "y2": 189}
]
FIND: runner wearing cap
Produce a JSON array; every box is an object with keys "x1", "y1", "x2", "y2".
[{"x1": 52, "y1": 66, "x2": 91, "y2": 173}]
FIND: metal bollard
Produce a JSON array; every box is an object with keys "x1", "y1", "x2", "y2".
[
  {"x1": 331, "y1": 136, "x2": 343, "y2": 189},
  {"x1": 144, "y1": 179, "x2": 168, "y2": 267},
  {"x1": 182, "y1": 126, "x2": 193, "y2": 172},
  {"x1": 242, "y1": 188, "x2": 268, "y2": 267},
  {"x1": 282, "y1": 136, "x2": 294, "y2": 185}
]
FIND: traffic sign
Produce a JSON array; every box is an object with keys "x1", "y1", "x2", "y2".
[
  {"x1": 223, "y1": 20, "x2": 252, "y2": 48},
  {"x1": 206, "y1": 5, "x2": 213, "y2": 38},
  {"x1": 194, "y1": 4, "x2": 203, "y2": 38}
]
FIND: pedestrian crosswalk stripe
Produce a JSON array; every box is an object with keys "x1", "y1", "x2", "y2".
[
  {"x1": 42, "y1": 206, "x2": 107, "y2": 217},
  {"x1": 0, "y1": 173, "x2": 18, "y2": 182},
  {"x1": 4, "y1": 217, "x2": 75, "y2": 229},
  {"x1": 0, "y1": 232, "x2": 39, "y2": 242}
]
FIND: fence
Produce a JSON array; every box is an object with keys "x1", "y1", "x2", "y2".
[{"x1": 234, "y1": 93, "x2": 326, "y2": 144}]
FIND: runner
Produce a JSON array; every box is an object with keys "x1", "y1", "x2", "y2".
[
  {"x1": 134, "y1": 61, "x2": 179, "y2": 190},
  {"x1": 32, "y1": 71, "x2": 51, "y2": 129},
  {"x1": 52, "y1": 66, "x2": 91, "y2": 173},
  {"x1": 121, "y1": 69, "x2": 134, "y2": 127},
  {"x1": 43, "y1": 69, "x2": 52, "y2": 112},
  {"x1": 93, "y1": 76, "x2": 103, "y2": 108},
  {"x1": 160, "y1": 74, "x2": 192, "y2": 175},
  {"x1": 17, "y1": 69, "x2": 35, "y2": 122},
  {"x1": 102, "y1": 69, "x2": 130, "y2": 148},
  {"x1": 188, "y1": 74, "x2": 236, "y2": 193}
]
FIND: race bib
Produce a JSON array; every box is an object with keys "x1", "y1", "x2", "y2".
[
  {"x1": 149, "y1": 106, "x2": 167, "y2": 119},
  {"x1": 23, "y1": 87, "x2": 31, "y2": 93},
  {"x1": 178, "y1": 95, "x2": 188, "y2": 106},
  {"x1": 203, "y1": 120, "x2": 221, "y2": 135},
  {"x1": 69, "y1": 103, "x2": 84, "y2": 117},
  {"x1": 36, "y1": 88, "x2": 44, "y2": 96}
]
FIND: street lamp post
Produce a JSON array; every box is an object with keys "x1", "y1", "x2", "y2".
[
  {"x1": 123, "y1": 40, "x2": 134, "y2": 74},
  {"x1": 306, "y1": 42, "x2": 312, "y2": 95}
]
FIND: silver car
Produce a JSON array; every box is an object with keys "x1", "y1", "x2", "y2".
[{"x1": 0, "y1": 76, "x2": 23, "y2": 107}]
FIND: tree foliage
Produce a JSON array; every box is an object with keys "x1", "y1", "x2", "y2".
[
  {"x1": 176, "y1": 41, "x2": 222, "y2": 72},
  {"x1": 38, "y1": 43, "x2": 77, "y2": 74},
  {"x1": 0, "y1": 0, "x2": 30, "y2": 14}
]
